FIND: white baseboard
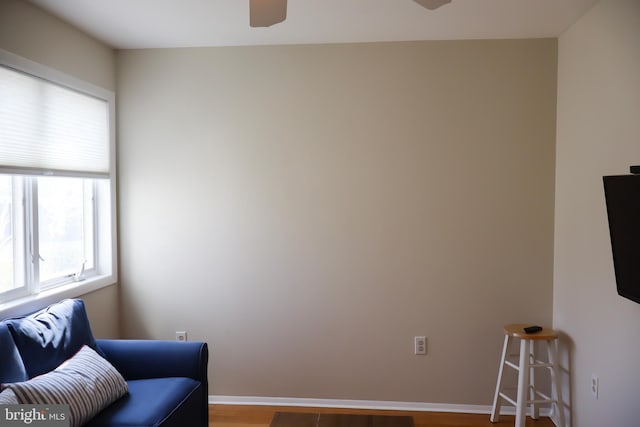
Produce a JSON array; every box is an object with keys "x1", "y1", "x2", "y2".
[{"x1": 209, "y1": 395, "x2": 552, "y2": 417}]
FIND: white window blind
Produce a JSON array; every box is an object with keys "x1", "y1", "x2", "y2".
[{"x1": 0, "y1": 64, "x2": 110, "y2": 178}]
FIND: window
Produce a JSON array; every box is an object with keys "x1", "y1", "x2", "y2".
[{"x1": 0, "y1": 49, "x2": 116, "y2": 307}]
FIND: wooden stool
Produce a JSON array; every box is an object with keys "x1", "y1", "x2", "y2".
[{"x1": 490, "y1": 324, "x2": 566, "y2": 427}]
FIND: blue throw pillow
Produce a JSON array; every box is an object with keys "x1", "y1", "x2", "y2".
[
  {"x1": 7, "y1": 299, "x2": 104, "y2": 378},
  {"x1": 0, "y1": 323, "x2": 29, "y2": 383}
]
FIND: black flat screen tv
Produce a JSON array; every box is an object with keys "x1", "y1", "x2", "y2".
[{"x1": 603, "y1": 172, "x2": 640, "y2": 304}]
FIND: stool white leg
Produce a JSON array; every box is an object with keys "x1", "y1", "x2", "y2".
[
  {"x1": 490, "y1": 334, "x2": 510, "y2": 422},
  {"x1": 515, "y1": 338, "x2": 530, "y2": 427},
  {"x1": 530, "y1": 341, "x2": 539, "y2": 420},
  {"x1": 547, "y1": 339, "x2": 566, "y2": 427}
]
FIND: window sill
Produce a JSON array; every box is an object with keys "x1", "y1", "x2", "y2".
[{"x1": 0, "y1": 275, "x2": 116, "y2": 319}]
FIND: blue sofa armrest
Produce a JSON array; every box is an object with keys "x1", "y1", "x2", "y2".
[
  {"x1": 94, "y1": 339, "x2": 209, "y2": 427},
  {"x1": 95, "y1": 339, "x2": 208, "y2": 383}
]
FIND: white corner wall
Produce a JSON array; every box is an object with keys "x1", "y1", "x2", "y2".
[{"x1": 554, "y1": 0, "x2": 640, "y2": 425}]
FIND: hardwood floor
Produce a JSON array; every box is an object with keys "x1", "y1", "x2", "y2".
[{"x1": 210, "y1": 404, "x2": 556, "y2": 427}]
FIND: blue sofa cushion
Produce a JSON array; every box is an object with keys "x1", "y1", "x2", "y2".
[
  {"x1": 86, "y1": 377, "x2": 201, "y2": 427},
  {"x1": 6, "y1": 299, "x2": 104, "y2": 378}
]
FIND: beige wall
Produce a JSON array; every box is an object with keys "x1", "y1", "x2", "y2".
[
  {"x1": 554, "y1": 0, "x2": 640, "y2": 425},
  {"x1": 0, "y1": 0, "x2": 119, "y2": 337},
  {"x1": 117, "y1": 39, "x2": 557, "y2": 403},
  {"x1": 0, "y1": 0, "x2": 115, "y2": 91}
]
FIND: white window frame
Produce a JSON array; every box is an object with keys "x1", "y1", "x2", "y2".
[{"x1": 0, "y1": 49, "x2": 117, "y2": 318}]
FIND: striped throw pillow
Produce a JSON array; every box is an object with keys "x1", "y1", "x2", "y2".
[
  {"x1": 0, "y1": 388, "x2": 19, "y2": 404},
  {"x1": 4, "y1": 345, "x2": 128, "y2": 427}
]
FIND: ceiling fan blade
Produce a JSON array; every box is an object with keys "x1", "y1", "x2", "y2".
[
  {"x1": 413, "y1": 0, "x2": 452, "y2": 10},
  {"x1": 250, "y1": 0, "x2": 287, "y2": 27}
]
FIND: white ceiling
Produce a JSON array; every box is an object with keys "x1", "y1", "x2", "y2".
[{"x1": 28, "y1": 0, "x2": 599, "y2": 49}]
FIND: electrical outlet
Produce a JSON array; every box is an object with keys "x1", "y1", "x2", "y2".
[
  {"x1": 414, "y1": 336, "x2": 427, "y2": 355},
  {"x1": 591, "y1": 374, "x2": 599, "y2": 399},
  {"x1": 176, "y1": 331, "x2": 187, "y2": 342}
]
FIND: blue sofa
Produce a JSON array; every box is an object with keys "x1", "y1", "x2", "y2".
[{"x1": 0, "y1": 299, "x2": 209, "y2": 426}]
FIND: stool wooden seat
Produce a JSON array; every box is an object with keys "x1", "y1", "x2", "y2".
[{"x1": 490, "y1": 324, "x2": 565, "y2": 427}]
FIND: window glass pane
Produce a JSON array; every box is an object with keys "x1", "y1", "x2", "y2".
[
  {"x1": 0, "y1": 175, "x2": 15, "y2": 291},
  {"x1": 38, "y1": 177, "x2": 93, "y2": 283}
]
